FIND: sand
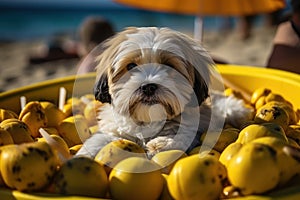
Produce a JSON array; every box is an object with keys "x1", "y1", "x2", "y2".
[{"x1": 0, "y1": 26, "x2": 277, "y2": 93}]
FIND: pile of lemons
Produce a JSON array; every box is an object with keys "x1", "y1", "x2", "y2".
[{"x1": 0, "y1": 87, "x2": 299, "y2": 200}]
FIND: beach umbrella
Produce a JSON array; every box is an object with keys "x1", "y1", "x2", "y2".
[{"x1": 114, "y1": 0, "x2": 286, "y2": 41}]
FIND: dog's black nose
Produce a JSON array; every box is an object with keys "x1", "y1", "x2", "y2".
[{"x1": 141, "y1": 83, "x2": 158, "y2": 96}]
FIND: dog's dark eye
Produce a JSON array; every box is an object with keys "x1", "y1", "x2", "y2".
[{"x1": 127, "y1": 63, "x2": 137, "y2": 71}]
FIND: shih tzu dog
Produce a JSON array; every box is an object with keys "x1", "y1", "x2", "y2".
[{"x1": 76, "y1": 27, "x2": 253, "y2": 158}]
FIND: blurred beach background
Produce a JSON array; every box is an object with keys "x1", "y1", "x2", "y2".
[{"x1": 0, "y1": 0, "x2": 292, "y2": 92}]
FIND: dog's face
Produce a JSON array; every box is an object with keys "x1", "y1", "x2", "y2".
[{"x1": 94, "y1": 27, "x2": 214, "y2": 124}]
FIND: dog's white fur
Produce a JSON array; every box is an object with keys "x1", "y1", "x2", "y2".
[{"x1": 76, "y1": 27, "x2": 253, "y2": 158}]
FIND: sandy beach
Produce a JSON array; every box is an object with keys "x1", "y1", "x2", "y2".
[{"x1": 0, "y1": 25, "x2": 277, "y2": 92}]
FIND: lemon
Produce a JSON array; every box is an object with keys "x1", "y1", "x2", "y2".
[
  {"x1": 227, "y1": 142, "x2": 280, "y2": 195},
  {"x1": 159, "y1": 174, "x2": 173, "y2": 200},
  {"x1": 250, "y1": 88, "x2": 271, "y2": 105},
  {"x1": 254, "y1": 103, "x2": 289, "y2": 130},
  {"x1": 168, "y1": 154, "x2": 226, "y2": 200},
  {"x1": 202, "y1": 128, "x2": 239, "y2": 152},
  {"x1": 37, "y1": 134, "x2": 70, "y2": 163},
  {"x1": 84, "y1": 100, "x2": 103, "y2": 126},
  {"x1": 95, "y1": 139, "x2": 147, "y2": 174},
  {"x1": 151, "y1": 149, "x2": 187, "y2": 174},
  {"x1": 109, "y1": 157, "x2": 163, "y2": 200},
  {"x1": 40, "y1": 101, "x2": 66, "y2": 127},
  {"x1": 236, "y1": 123, "x2": 288, "y2": 144},
  {"x1": 54, "y1": 156, "x2": 108, "y2": 198},
  {"x1": 0, "y1": 109, "x2": 18, "y2": 123},
  {"x1": 0, "y1": 119, "x2": 34, "y2": 144},
  {"x1": 57, "y1": 115, "x2": 91, "y2": 147},
  {"x1": 286, "y1": 125, "x2": 300, "y2": 146},
  {"x1": 0, "y1": 128, "x2": 14, "y2": 146},
  {"x1": 251, "y1": 136, "x2": 300, "y2": 186},
  {"x1": 219, "y1": 142, "x2": 243, "y2": 168}
]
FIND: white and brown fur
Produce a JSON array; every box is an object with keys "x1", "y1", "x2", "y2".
[{"x1": 76, "y1": 27, "x2": 253, "y2": 158}]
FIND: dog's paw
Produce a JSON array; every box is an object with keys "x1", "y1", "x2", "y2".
[{"x1": 146, "y1": 136, "x2": 174, "y2": 157}]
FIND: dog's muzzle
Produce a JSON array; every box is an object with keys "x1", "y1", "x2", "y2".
[{"x1": 140, "y1": 83, "x2": 158, "y2": 96}]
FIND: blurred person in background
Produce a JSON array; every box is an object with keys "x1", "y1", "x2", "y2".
[
  {"x1": 76, "y1": 16, "x2": 115, "y2": 74},
  {"x1": 267, "y1": 0, "x2": 300, "y2": 74}
]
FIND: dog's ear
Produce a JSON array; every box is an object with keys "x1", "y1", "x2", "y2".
[
  {"x1": 94, "y1": 72, "x2": 111, "y2": 103},
  {"x1": 193, "y1": 70, "x2": 209, "y2": 105}
]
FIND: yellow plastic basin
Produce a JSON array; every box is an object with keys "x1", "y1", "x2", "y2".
[{"x1": 0, "y1": 64, "x2": 300, "y2": 200}]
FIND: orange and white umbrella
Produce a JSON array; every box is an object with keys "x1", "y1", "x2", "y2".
[{"x1": 114, "y1": 0, "x2": 286, "y2": 40}]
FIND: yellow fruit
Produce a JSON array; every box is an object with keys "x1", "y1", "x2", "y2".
[
  {"x1": 84, "y1": 100, "x2": 103, "y2": 126},
  {"x1": 109, "y1": 157, "x2": 163, "y2": 200},
  {"x1": 95, "y1": 139, "x2": 146, "y2": 174},
  {"x1": 69, "y1": 144, "x2": 83, "y2": 155},
  {"x1": 0, "y1": 119, "x2": 34, "y2": 144},
  {"x1": 251, "y1": 88, "x2": 271, "y2": 105},
  {"x1": 199, "y1": 149, "x2": 221, "y2": 159},
  {"x1": 62, "y1": 104, "x2": 72, "y2": 118},
  {"x1": 251, "y1": 136, "x2": 289, "y2": 150},
  {"x1": 37, "y1": 134, "x2": 70, "y2": 163},
  {"x1": 227, "y1": 142, "x2": 280, "y2": 195},
  {"x1": 255, "y1": 96, "x2": 266, "y2": 110},
  {"x1": 66, "y1": 97, "x2": 86, "y2": 115},
  {"x1": 251, "y1": 136, "x2": 300, "y2": 186},
  {"x1": 89, "y1": 125, "x2": 99, "y2": 134},
  {"x1": 265, "y1": 93, "x2": 286, "y2": 103},
  {"x1": 42, "y1": 127, "x2": 59, "y2": 136},
  {"x1": 286, "y1": 125, "x2": 300, "y2": 146},
  {"x1": 0, "y1": 142, "x2": 60, "y2": 191},
  {"x1": 80, "y1": 94, "x2": 96, "y2": 104},
  {"x1": 266, "y1": 101, "x2": 297, "y2": 125},
  {"x1": 57, "y1": 115, "x2": 91, "y2": 147},
  {"x1": 202, "y1": 128, "x2": 239, "y2": 152},
  {"x1": 19, "y1": 101, "x2": 48, "y2": 138},
  {"x1": 219, "y1": 142, "x2": 243, "y2": 168},
  {"x1": 53, "y1": 156, "x2": 108, "y2": 198},
  {"x1": 188, "y1": 145, "x2": 221, "y2": 158},
  {"x1": 188, "y1": 145, "x2": 201, "y2": 155},
  {"x1": 40, "y1": 101, "x2": 66, "y2": 127},
  {"x1": 168, "y1": 154, "x2": 226, "y2": 200},
  {"x1": 222, "y1": 185, "x2": 241, "y2": 199},
  {"x1": 0, "y1": 109, "x2": 18, "y2": 123},
  {"x1": 0, "y1": 128, "x2": 14, "y2": 146},
  {"x1": 254, "y1": 103, "x2": 290, "y2": 130},
  {"x1": 236, "y1": 123, "x2": 288, "y2": 144},
  {"x1": 151, "y1": 150, "x2": 187, "y2": 174},
  {"x1": 159, "y1": 174, "x2": 173, "y2": 200}
]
